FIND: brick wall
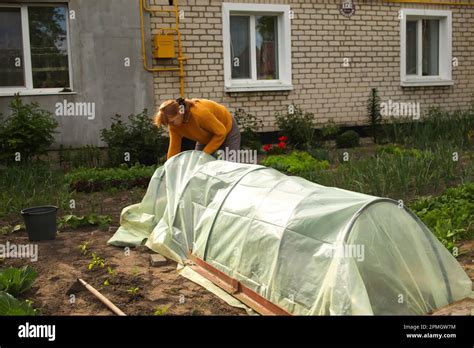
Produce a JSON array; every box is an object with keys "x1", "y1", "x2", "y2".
[{"x1": 147, "y1": 0, "x2": 474, "y2": 132}]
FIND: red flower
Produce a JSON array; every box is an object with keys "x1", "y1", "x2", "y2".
[
  {"x1": 263, "y1": 144, "x2": 271, "y2": 152},
  {"x1": 278, "y1": 141, "x2": 286, "y2": 149},
  {"x1": 278, "y1": 136, "x2": 288, "y2": 142}
]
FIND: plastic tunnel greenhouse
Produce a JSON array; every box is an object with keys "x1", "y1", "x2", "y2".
[{"x1": 108, "y1": 150, "x2": 472, "y2": 315}]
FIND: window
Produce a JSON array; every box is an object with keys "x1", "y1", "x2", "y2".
[
  {"x1": 400, "y1": 9, "x2": 452, "y2": 87},
  {"x1": 223, "y1": 3, "x2": 292, "y2": 92},
  {"x1": 0, "y1": 4, "x2": 72, "y2": 95}
]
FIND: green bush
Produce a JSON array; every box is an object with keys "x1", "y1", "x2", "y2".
[
  {"x1": 65, "y1": 164, "x2": 157, "y2": 192},
  {"x1": 275, "y1": 105, "x2": 315, "y2": 150},
  {"x1": 262, "y1": 151, "x2": 329, "y2": 175},
  {"x1": 410, "y1": 183, "x2": 474, "y2": 253},
  {"x1": 336, "y1": 130, "x2": 360, "y2": 148},
  {"x1": 0, "y1": 94, "x2": 58, "y2": 163},
  {"x1": 234, "y1": 108, "x2": 263, "y2": 150},
  {"x1": 375, "y1": 144, "x2": 422, "y2": 158},
  {"x1": 100, "y1": 110, "x2": 168, "y2": 166}
]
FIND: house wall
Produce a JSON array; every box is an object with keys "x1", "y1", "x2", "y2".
[
  {"x1": 149, "y1": 0, "x2": 474, "y2": 132},
  {"x1": 0, "y1": 0, "x2": 155, "y2": 147}
]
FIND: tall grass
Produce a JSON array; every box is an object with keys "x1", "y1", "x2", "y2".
[
  {"x1": 0, "y1": 163, "x2": 72, "y2": 220},
  {"x1": 301, "y1": 144, "x2": 461, "y2": 200},
  {"x1": 381, "y1": 107, "x2": 474, "y2": 150}
]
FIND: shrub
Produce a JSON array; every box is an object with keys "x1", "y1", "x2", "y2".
[
  {"x1": 275, "y1": 105, "x2": 315, "y2": 150},
  {"x1": 367, "y1": 88, "x2": 381, "y2": 144},
  {"x1": 0, "y1": 94, "x2": 58, "y2": 163},
  {"x1": 336, "y1": 130, "x2": 360, "y2": 148},
  {"x1": 262, "y1": 151, "x2": 329, "y2": 175},
  {"x1": 65, "y1": 164, "x2": 156, "y2": 192},
  {"x1": 100, "y1": 110, "x2": 168, "y2": 166},
  {"x1": 234, "y1": 108, "x2": 263, "y2": 150},
  {"x1": 320, "y1": 121, "x2": 340, "y2": 140}
]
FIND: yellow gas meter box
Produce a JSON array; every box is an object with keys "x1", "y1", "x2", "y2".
[{"x1": 153, "y1": 34, "x2": 176, "y2": 59}]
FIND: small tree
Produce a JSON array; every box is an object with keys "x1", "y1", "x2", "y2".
[
  {"x1": 367, "y1": 88, "x2": 381, "y2": 144},
  {"x1": 234, "y1": 108, "x2": 263, "y2": 150},
  {"x1": 0, "y1": 94, "x2": 58, "y2": 163}
]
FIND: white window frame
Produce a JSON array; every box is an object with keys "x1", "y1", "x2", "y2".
[
  {"x1": 0, "y1": 3, "x2": 73, "y2": 96},
  {"x1": 222, "y1": 3, "x2": 292, "y2": 93},
  {"x1": 400, "y1": 9, "x2": 453, "y2": 87}
]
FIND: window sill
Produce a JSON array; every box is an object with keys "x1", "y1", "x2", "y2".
[
  {"x1": 400, "y1": 79, "x2": 454, "y2": 87},
  {"x1": 225, "y1": 84, "x2": 293, "y2": 93},
  {"x1": 0, "y1": 90, "x2": 77, "y2": 97}
]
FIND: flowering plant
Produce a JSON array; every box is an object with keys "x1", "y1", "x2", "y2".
[{"x1": 262, "y1": 136, "x2": 288, "y2": 154}]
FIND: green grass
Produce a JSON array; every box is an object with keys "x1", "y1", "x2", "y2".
[{"x1": 0, "y1": 163, "x2": 72, "y2": 220}]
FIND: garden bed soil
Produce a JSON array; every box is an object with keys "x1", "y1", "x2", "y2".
[{"x1": 0, "y1": 227, "x2": 245, "y2": 316}]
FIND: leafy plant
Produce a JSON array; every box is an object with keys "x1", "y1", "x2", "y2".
[
  {"x1": 0, "y1": 94, "x2": 58, "y2": 163},
  {"x1": 88, "y1": 252, "x2": 106, "y2": 271},
  {"x1": 275, "y1": 105, "x2": 315, "y2": 150},
  {"x1": 127, "y1": 287, "x2": 140, "y2": 296},
  {"x1": 154, "y1": 305, "x2": 169, "y2": 316},
  {"x1": 0, "y1": 266, "x2": 38, "y2": 297},
  {"x1": 234, "y1": 108, "x2": 263, "y2": 150},
  {"x1": 64, "y1": 164, "x2": 156, "y2": 192},
  {"x1": 0, "y1": 291, "x2": 39, "y2": 315},
  {"x1": 262, "y1": 136, "x2": 288, "y2": 155},
  {"x1": 262, "y1": 151, "x2": 329, "y2": 175},
  {"x1": 59, "y1": 214, "x2": 112, "y2": 230},
  {"x1": 336, "y1": 130, "x2": 360, "y2": 148},
  {"x1": 367, "y1": 88, "x2": 381, "y2": 144},
  {"x1": 100, "y1": 110, "x2": 168, "y2": 166},
  {"x1": 78, "y1": 241, "x2": 89, "y2": 256},
  {"x1": 410, "y1": 183, "x2": 474, "y2": 254},
  {"x1": 0, "y1": 224, "x2": 24, "y2": 235}
]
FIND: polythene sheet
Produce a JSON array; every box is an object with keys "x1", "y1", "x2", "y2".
[{"x1": 108, "y1": 150, "x2": 472, "y2": 315}]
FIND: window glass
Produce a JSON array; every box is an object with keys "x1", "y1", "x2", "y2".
[
  {"x1": 28, "y1": 6, "x2": 69, "y2": 88},
  {"x1": 256, "y1": 16, "x2": 278, "y2": 80},
  {"x1": 406, "y1": 20, "x2": 417, "y2": 75},
  {"x1": 0, "y1": 8, "x2": 24, "y2": 87},
  {"x1": 422, "y1": 19, "x2": 439, "y2": 76},
  {"x1": 230, "y1": 16, "x2": 250, "y2": 79}
]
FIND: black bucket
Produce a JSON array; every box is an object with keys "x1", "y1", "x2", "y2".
[{"x1": 21, "y1": 206, "x2": 58, "y2": 241}]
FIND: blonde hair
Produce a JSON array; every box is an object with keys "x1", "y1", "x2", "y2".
[{"x1": 154, "y1": 98, "x2": 195, "y2": 127}]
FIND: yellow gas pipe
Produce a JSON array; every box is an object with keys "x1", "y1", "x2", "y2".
[{"x1": 139, "y1": 0, "x2": 186, "y2": 97}]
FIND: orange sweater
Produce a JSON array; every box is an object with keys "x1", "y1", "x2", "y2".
[{"x1": 167, "y1": 99, "x2": 233, "y2": 159}]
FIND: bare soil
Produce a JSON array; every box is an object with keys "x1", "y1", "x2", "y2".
[{"x1": 0, "y1": 227, "x2": 245, "y2": 316}]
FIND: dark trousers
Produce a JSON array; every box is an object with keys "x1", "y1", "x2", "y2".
[{"x1": 195, "y1": 116, "x2": 241, "y2": 153}]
